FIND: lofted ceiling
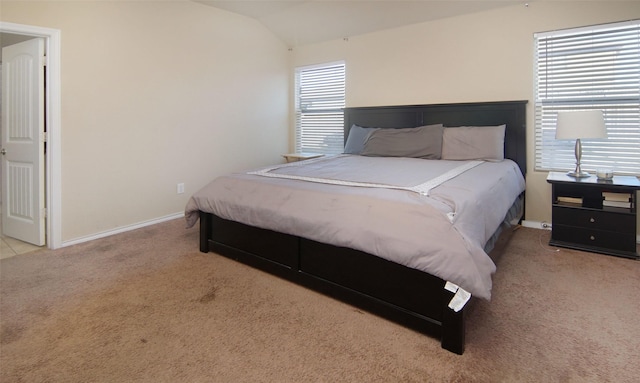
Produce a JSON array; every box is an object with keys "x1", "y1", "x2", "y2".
[{"x1": 194, "y1": 0, "x2": 529, "y2": 47}]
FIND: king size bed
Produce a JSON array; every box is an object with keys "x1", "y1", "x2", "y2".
[{"x1": 186, "y1": 100, "x2": 527, "y2": 354}]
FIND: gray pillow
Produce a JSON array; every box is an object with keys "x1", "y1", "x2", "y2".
[
  {"x1": 360, "y1": 124, "x2": 444, "y2": 159},
  {"x1": 344, "y1": 124, "x2": 378, "y2": 154},
  {"x1": 441, "y1": 125, "x2": 506, "y2": 161}
]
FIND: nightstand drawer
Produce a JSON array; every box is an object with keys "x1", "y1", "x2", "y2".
[
  {"x1": 551, "y1": 224, "x2": 637, "y2": 253},
  {"x1": 552, "y1": 206, "x2": 635, "y2": 231}
]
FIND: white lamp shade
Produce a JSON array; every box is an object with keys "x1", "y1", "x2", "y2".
[{"x1": 555, "y1": 110, "x2": 607, "y2": 140}]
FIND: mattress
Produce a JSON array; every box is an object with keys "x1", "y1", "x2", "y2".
[{"x1": 186, "y1": 155, "x2": 525, "y2": 300}]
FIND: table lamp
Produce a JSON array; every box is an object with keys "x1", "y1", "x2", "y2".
[{"x1": 555, "y1": 110, "x2": 607, "y2": 178}]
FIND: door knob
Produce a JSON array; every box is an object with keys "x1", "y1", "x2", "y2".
[{"x1": 0, "y1": 148, "x2": 5, "y2": 155}]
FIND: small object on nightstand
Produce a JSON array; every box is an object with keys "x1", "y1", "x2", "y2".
[
  {"x1": 282, "y1": 153, "x2": 324, "y2": 163},
  {"x1": 596, "y1": 169, "x2": 614, "y2": 180},
  {"x1": 546, "y1": 172, "x2": 639, "y2": 260}
]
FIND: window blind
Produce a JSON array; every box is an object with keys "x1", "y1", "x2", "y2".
[
  {"x1": 295, "y1": 62, "x2": 345, "y2": 154},
  {"x1": 534, "y1": 20, "x2": 640, "y2": 175}
]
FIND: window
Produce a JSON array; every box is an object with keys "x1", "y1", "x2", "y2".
[
  {"x1": 534, "y1": 20, "x2": 640, "y2": 175},
  {"x1": 295, "y1": 61, "x2": 345, "y2": 154}
]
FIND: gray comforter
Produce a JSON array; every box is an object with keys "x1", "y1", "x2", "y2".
[{"x1": 185, "y1": 155, "x2": 525, "y2": 300}]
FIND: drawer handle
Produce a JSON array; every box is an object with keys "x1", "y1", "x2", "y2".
[
  {"x1": 589, "y1": 217, "x2": 595, "y2": 223},
  {"x1": 590, "y1": 235, "x2": 595, "y2": 241}
]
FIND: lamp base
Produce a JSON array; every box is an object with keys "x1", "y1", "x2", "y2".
[
  {"x1": 566, "y1": 170, "x2": 591, "y2": 178},
  {"x1": 567, "y1": 139, "x2": 592, "y2": 178}
]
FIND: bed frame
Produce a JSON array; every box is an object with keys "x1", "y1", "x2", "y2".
[{"x1": 198, "y1": 100, "x2": 527, "y2": 354}]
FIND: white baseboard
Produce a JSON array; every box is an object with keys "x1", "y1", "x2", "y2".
[
  {"x1": 521, "y1": 220, "x2": 640, "y2": 244},
  {"x1": 61, "y1": 212, "x2": 185, "y2": 248},
  {"x1": 520, "y1": 220, "x2": 551, "y2": 230}
]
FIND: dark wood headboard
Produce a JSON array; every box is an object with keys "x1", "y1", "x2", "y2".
[{"x1": 343, "y1": 100, "x2": 527, "y2": 176}]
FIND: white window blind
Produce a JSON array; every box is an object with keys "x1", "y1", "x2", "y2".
[
  {"x1": 534, "y1": 20, "x2": 640, "y2": 175},
  {"x1": 295, "y1": 62, "x2": 345, "y2": 154}
]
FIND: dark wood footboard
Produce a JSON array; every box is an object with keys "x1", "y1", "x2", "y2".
[{"x1": 199, "y1": 211, "x2": 466, "y2": 354}]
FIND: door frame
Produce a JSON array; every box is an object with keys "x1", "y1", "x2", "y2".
[{"x1": 1, "y1": 22, "x2": 61, "y2": 249}]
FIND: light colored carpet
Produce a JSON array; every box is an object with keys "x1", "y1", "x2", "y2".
[{"x1": 1, "y1": 219, "x2": 638, "y2": 382}]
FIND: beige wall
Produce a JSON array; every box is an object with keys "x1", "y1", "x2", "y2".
[
  {"x1": 2, "y1": 1, "x2": 638, "y2": 243},
  {"x1": 291, "y1": 1, "x2": 640, "y2": 232},
  {"x1": 1, "y1": 0, "x2": 290, "y2": 242}
]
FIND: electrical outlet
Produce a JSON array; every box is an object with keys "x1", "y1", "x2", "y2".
[{"x1": 177, "y1": 183, "x2": 185, "y2": 194}]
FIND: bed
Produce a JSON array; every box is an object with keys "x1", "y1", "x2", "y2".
[{"x1": 186, "y1": 100, "x2": 527, "y2": 354}]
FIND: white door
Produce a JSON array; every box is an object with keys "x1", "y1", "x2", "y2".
[{"x1": 1, "y1": 38, "x2": 45, "y2": 246}]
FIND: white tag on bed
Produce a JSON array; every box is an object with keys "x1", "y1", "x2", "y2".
[
  {"x1": 448, "y1": 287, "x2": 471, "y2": 312},
  {"x1": 446, "y1": 212, "x2": 456, "y2": 222},
  {"x1": 444, "y1": 281, "x2": 459, "y2": 293}
]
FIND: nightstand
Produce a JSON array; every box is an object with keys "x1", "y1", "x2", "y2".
[
  {"x1": 282, "y1": 153, "x2": 324, "y2": 163},
  {"x1": 546, "y1": 172, "x2": 639, "y2": 260}
]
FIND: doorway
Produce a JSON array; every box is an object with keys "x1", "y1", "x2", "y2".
[{"x1": 0, "y1": 22, "x2": 61, "y2": 250}]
